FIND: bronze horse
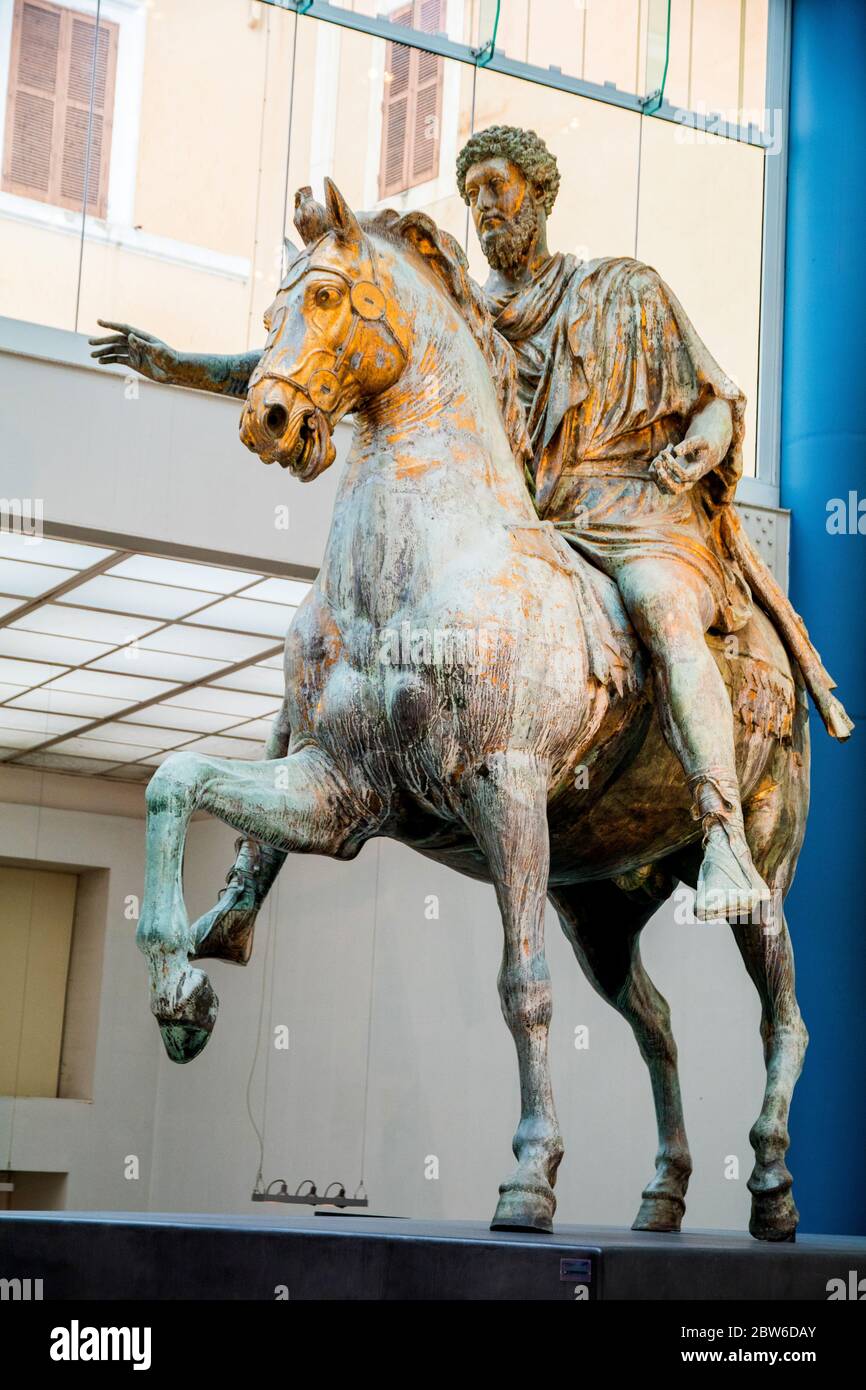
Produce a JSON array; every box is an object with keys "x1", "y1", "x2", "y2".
[{"x1": 138, "y1": 181, "x2": 809, "y2": 1241}]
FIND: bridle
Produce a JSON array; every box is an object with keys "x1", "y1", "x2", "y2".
[{"x1": 249, "y1": 233, "x2": 409, "y2": 421}]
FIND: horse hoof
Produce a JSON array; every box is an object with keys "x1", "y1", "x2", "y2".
[
  {"x1": 490, "y1": 1183, "x2": 555, "y2": 1234},
  {"x1": 749, "y1": 1188, "x2": 799, "y2": 1242},
  {"x1": 154, "y1": 974, "x2": 219, "y2": 1064},
  {"x1": 158, "y1": 1020, "x2": 214, "y2": 1064},
  {"x1": 632, "y1": 1193, "x2": 685, "y2": 1233}
]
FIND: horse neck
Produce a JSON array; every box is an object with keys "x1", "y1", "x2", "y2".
[{"x1": 345, "y1": 251, "x2": 536, "y2": 522}]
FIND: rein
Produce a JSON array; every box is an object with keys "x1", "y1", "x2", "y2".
[{"x1": 250, "y1": 236, "x2": 408, "y2": 420}]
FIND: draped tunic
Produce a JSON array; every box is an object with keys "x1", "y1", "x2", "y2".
[{"x1": 487, "y1": 253, "x2": 752, "y2": 632}]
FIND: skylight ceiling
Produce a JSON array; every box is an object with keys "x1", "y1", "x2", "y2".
[{"x1": 0, "y1": 532, "x2": 310, "y2": 783}]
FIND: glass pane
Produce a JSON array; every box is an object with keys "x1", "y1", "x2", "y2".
[
  {"x1": 0, "y1": 629, "x2": 113, "y2": 665},
  {"x1": 0, "y1": 559, "x2": 78, "y2": 597},
  {"x1": 138, "y1": 624, "x2": 274, "y2": 662},
  {"x1": 211, "y1": 663, "x2": 286, "y2": 696},
  {"x1": 189, "y1": 596, "x2": 294, "y2": 637},
  {"x1": 107, "y1": 555, "x2": 261, "y2": 593},
  {"x1": 7, "y1": 688, "x2": 129, "y2": 717},
  {"x1": 0, "y1": 0, "x2": 93, "y2": 327},
  {"x1": 163, "y1": 686, "x2": 280, "y2": 718},
  {"x1": 0, "y1": 535, "x2": 115, "y2": 568},
  {"x1": 664, "y1": 0, "x2": 769, "y2": 130},
  {"x1": 11, "y1": 604, "x2": 160, "y2": 644},
  {"x1": 635, "y1": 116, "x2": 764, "y2": 476},
  {"x1": 90, "y1": 650, "x2": 226, "y2": 683},
  {"x1": 472, "y1": 65, "x2": 642, "y2": 277},
  {"x1": 76, "y1": 0, "x2": 298, "y2": 353},
  {"x1": 64, "y1": 575, "x2": 219, "y2": 620},
  {"x1": 493, "y1": 0, "x2": 643, "y2": 92},
  {"x1": 285, "y1": 13, "x2": 474, "y2": 263}
]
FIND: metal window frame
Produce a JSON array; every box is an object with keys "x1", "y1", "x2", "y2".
[{"x1": 270, "y1": 0, "x2": 790, "y2": 506}]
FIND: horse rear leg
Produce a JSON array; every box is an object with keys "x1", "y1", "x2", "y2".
[
  {"x1": 464, "y1": 752, "x2": 563, "y2": 1234},
  {"x1": 735, "y1": 730, "x2": 809, "y2": 1241},
  {"x1": 550, "y1": 876, "x2": 693, "y2": 1233},
  {"x1": 731, "y1": 909, "x2": 807, "y2": 1241},
  {"x1": 191, "y1": 700, "x2": 291, "y2": 965},
  {"x1": 139, "y1": 744, "x2": 373, "y2": 1064}
]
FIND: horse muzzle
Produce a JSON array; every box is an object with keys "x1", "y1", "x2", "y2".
[{"x1": 240, "y1": 380, "x2": 335, "y2": 480}]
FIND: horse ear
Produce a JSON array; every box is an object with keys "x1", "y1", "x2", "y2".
[
  {"x1": 324, "y1": 177, "x2": 362, "y2": 244},
  {"x1": 293, "y1": 186, "x2": 329, "y2": 246},
  {"x1": 283, "y1": 234, "x2": 302, "y2": 263}
]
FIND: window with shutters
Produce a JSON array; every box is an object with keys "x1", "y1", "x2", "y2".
[
  {"x1": 2, "y1": 0, "x2": 118, "y2": 219},
  {"x1": 379, "y1": 0, "x2": 444, "y2": 199}
]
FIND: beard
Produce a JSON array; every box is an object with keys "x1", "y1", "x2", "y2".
[{"x1": 481, "y1": 197, "x2": 539, "y2": 273}]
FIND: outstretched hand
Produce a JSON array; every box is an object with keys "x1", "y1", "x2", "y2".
[
  {"x1": 89, "y1": 320, "x2": 179, "y2": 383},
  {"x1": 648, "y1": 436, "x2": 715, "y2": 496}
]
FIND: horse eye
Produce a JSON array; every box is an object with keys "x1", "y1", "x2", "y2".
[{"x1": 315, "y1": 287, "x2": 336, "y2": 307}]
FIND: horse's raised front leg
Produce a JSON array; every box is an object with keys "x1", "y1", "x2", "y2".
[
  {"x1": 464, "y1": 751, "x2": 563, "y2": 1234},
  {"x1": 191, "y1": 700, "x2": 291, "y2": 966},
  {"x1": 139, "y1": 743, "x2": 372, "y2": 1064},
  {"x1": 550, "y1": 877, "x2": 693, "y2": 1233},
  {"x1": 731, "y1": 910, "x2": 807, "y2": 1241}
]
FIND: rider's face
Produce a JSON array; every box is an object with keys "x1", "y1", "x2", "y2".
[{"x1": 464, "y1": 157, "x2": 540, "y2": 273}]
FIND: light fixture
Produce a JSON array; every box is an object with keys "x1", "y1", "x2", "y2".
[{"x1": 251, "y1": 1177, "x2": 369, "y2": 1209}]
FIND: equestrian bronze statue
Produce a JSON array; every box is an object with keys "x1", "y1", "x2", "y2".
[{"x1": 91, "y1": 128, "x2": 851, "y2": 1243}]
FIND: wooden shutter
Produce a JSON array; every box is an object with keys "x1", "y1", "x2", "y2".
[
  {"x1": 379, "y1": 0, "x2": 444, "y2": 198},
  {"x1": 2, "y1": 0, "x2": 118, "y2": 219}
]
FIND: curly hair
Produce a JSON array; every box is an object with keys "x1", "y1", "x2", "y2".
[{"x1": 456, "y1": 125, "x2": 560, "y2": 216}]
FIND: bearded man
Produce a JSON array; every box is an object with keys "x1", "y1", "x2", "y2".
[{"x1": 455, "y1": 124, "x2": 851, "y2": 921}]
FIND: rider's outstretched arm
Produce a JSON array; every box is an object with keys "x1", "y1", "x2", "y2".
[
  {"x1": 171, "y1": 349, "x2": 264, "y2": 398},
  {"x1": 89, "y1": 321, "x2": 262, "y2": 398}
]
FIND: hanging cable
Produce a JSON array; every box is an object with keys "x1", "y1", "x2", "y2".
[
  {"x1": 280, "y1": 7, "x2": 301, "y2": 278},
  {"x1": 245, "y1": 871, "x2": 277, "y2": 1193},
  {"x1": 356, "y1": 840, "x2": 382, "y2": 1196},
  {"x1": 73, "y1": 0, "x2": 102, "y2": 333}
]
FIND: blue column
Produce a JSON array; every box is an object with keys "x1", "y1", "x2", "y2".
[{"x1": 782, "y1": 0, "x2": 866, "y2": 1235}]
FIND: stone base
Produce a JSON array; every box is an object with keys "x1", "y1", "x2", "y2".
[{"x1": 1, "y1": 1212, "x2": 863, "y2": 1300}]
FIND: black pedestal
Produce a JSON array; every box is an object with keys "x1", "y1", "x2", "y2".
[{"x1": 1, "y1": 1212, "x2": 864, "y2": 1300}]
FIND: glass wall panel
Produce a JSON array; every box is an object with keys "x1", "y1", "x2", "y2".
[
  {"x1": 0, "y1": 0, "x2": 101, "y2": 328},
  {"x1": 471, "y1": 66, "x2": 642, "y2": 279},
  {"x1": 75, "y1": 0, "x2": 297, "y2": 353},
  {"x1": 287, "y1": 10, "x2": 474, "y2": 261},
  {"x1": 636, "y1": 116, "x2": 764, "y2": 476},
  {"x1": 662, "y1": 0, "x2": 768, "y2": 127}
]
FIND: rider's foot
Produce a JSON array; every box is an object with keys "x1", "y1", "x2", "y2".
[
  {"x1": 695, "y1": 820, "x2": 771, "y2": 923},
  {"x1": 192, "y1": 838, "x2": 278, "y2": 964}
]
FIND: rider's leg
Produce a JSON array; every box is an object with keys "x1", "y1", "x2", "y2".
[
  {"x1": 192, "y1": 699, "x2": 290, "y2": 963},
  {"x1": 617, "y1": 558, "x2": 771, "y2": 922}
]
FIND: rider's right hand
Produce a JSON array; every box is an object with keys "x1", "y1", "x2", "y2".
[{"x1": 89, "y1": 320, "x2": 179, "y2": 383}]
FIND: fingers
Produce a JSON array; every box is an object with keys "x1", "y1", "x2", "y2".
[
  {"x1": 90, "y1": 345, "x2": 131, "y2": 361},
  {"x1": 91, "y1": 346, "x2": 134, "y2": 364},
  {"x1": 649, "y1": 449, "x2": 689, "y2": 494},
  {"x1": 95, "y1": 319, "x2": 157, "y2": 342}
]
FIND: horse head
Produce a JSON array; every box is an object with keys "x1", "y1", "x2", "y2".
[{"x1": 240, "y1": 179, "x2": 411, "y2": 479}]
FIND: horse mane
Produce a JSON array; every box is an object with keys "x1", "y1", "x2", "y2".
[{"x1": 360, "y1": 208, "x2": 533, "y2": 470}]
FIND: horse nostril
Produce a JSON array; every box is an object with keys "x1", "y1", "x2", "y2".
[{"x1": 265, "y1": 403, "x2": 289, "y2": 437}]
